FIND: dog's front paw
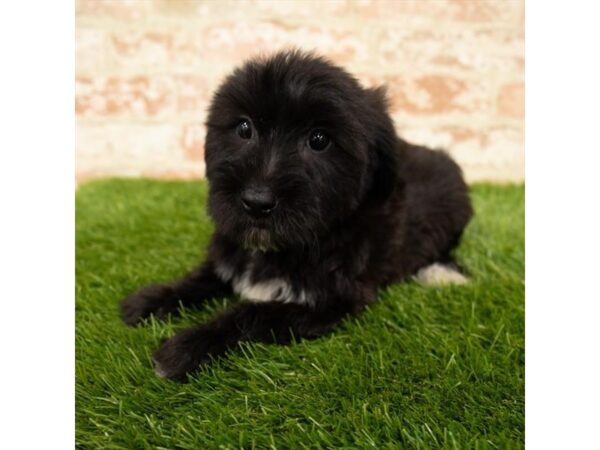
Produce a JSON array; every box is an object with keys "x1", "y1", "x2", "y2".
[
  {"x1": 120, "y1": 284, "x2": 178, "y2": 326},
  {"x1": 152, "y1": 326, "x2": 226, "y2": 382}
]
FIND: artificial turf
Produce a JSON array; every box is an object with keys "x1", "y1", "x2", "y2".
[{"x1": 76, "y1": 179, "x2": 524, "y2": 449}]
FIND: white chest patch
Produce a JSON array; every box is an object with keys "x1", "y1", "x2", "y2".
[
  {"x1": 216, "y1": 260, "x2": 311, "y2": 304},
  {"x1": 215, "y1": 262, "x2": 235, "y2": 282},
  {"x1": 233, "y1": 272, "x2": 293, "y2": 303}
]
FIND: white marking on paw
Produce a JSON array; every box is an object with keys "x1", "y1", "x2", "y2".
[
  {"x1": 154, "y1": 361, "x2": 168, "y2": 378},
  {"x1": 415, "y1": 263, "x2": 469, "y2": 286}
]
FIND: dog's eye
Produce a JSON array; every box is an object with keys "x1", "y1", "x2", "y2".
[
  {"x1": 308, "y1": 129, "x2": 331, "y2": 151},
  {"x1": 236, "y1": 120, "x2": 252, "y2": 139}
]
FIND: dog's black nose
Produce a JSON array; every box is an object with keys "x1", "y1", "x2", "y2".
[{"x1": 241, "y1": 188, "x2": 277, "y2": 217}]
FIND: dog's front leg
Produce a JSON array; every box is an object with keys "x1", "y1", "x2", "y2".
[
  {"x1": 152, "y1": 300, "x2": 359, "y2": 382},
  {"x1": 120, "y1": 260, "x2": 232, "y2": 326}
]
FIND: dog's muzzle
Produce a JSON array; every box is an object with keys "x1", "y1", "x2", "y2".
[{"x1": 240, "y1": 187, "x2": 278, "y2": 218}]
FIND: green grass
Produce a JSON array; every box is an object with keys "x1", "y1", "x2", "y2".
[{"x1": 76, "y1": 179, "x2": 524, "y2": 449}]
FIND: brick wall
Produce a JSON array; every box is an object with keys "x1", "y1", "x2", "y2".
[{"x1": 75, "y1": 0, "x2": 524, "y2": 183}]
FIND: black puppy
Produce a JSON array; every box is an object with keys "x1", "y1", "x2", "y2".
[{"x1": 121, "y1": 50, "x2": 473, "y2": 381}]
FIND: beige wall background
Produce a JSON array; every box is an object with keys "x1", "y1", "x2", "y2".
[{"x1": 75, "y1": 0, "x2": 524, "y2": 183}]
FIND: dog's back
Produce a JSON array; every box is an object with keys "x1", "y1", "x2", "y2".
[{"x1": 390, "y1": 141, "x2": 473, "y2": 280}]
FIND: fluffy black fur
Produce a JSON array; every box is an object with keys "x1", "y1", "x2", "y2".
[{"x1": 120, "y1": 51, "x2": 473, "y2": 382}]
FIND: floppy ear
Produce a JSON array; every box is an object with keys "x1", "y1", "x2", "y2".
[{"x1": 364, "y1": 87, "x2": 402, "y2": 201}]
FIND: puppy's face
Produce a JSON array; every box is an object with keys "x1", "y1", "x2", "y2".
[{"x1": 204, "y1": 52, "x2": 397, "y2": 251}]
